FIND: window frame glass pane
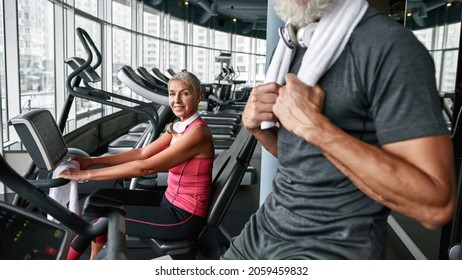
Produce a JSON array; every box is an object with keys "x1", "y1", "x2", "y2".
[
  {"x1": 75, "y1": 0, "x2": 98, "y2": 17},
  {"x1": 112, "y1": 0, "x2": 131, "y2": 28},
  {"x1": 0, "y1": 0, "x2": 5, "y2": 143},
  {"x1": 18, "y1": 0, "x2": 55, "y2": 115}
]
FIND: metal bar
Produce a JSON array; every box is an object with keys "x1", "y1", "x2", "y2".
[{"x1": 387, "y1": 215, "x2": 427, "y2": 260}]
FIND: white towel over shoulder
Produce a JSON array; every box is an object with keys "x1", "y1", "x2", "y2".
[
  {"x1": 48, "y1": 160, "x2": 81, "y2": 222},
  {"x1": 261, "y1": 0, "x2": 369, "y2": 129}
]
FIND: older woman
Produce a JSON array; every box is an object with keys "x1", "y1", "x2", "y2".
[{"x1": 60, "y1": 71, "x2": 214, "y2": 259}]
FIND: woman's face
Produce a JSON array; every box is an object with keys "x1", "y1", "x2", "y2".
[{"x1": 168, "y1": 79, "x2": 200, "y2": 121}]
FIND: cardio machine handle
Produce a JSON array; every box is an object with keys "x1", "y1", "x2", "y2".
[
  {"x1": 0, "y1": 155, "x2": 107, "y2": 237},
  {"x1": 65, "y1": 28, "x2": 102, "y2": 96},
  {"x1": 66, "y1": 28, "x2": 160, "y2": 141},
  {"x1": 76, "y1": 27, "x2": 102, "y2": 72},
  {"x1": 28, "y1": 177, "x2": 70, "y2": 189}
]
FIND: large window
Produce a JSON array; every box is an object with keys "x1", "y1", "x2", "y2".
[
  {"x1": 142, "y1": 6, "x2": 161, "y2": 69},
  {"x1": 143, "y1": 6, "x2": 160, "y2": 37},
  {"x1": 168, "y1": 17, "x2": 186, "y2": 72},
  {"x1": 190, "y1": 25, "x2": 209, "y2": 81},
  {"x1": 191, "y1": 46, "x2": 208, "y2": 82},
  {"x1": 0, "y1": 0, "x2": 5, "y2": 143},
  {"x1": 413, "y1": 23, "x2": 460, "y2": 94},
  {"x1": 234, "y1": 35, "x2": 252, "y2": 82},
  {"x1": 112, "y1": 27, "x2": 132, "y2": 104},
  {"x1": 113, "y1": 0, "x2": 131, "y2": 28},
  {"x1": 18, "y1": 0, "x2": 55, "y2": 115},
  {"x1": 441, "y1": 23, "x2": 460, "y2": 93},
  {"x1": 169, "y1": 18, "x2": 185, "y2": 43},
  {"x1": 1, "y1": 0, "x2": 267, "y2": 151},
  {"x1": 74, "y1": 16, "x2": 103, "y2": 128},
  {"x1": 169, "y1": 43, "x2": 186, "y2": 73},
  {"x1": 142, "y1": 36, "x2": 160, "y2": 70},
  {"x1": 193, "y1": 25, "x2": 208, "y2": 47},
  {"x1": 254, "y1": 38, "x2": 267, "y2": 84},
  {"x1": 214, "y1": 30, "x2": 230, "y2": 51},
  {"x1": 75, "y1": 0, "x2": 98, "y2": 17}
]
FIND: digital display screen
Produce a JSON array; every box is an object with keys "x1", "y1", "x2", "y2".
[
  {"x1": 0, "y1": 203, "x2": 68, "y2": 260},
  {"x1": 33, "y1": 112, "x2": 68, "y2": 168}
]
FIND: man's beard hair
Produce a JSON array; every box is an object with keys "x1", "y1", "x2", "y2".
[{"x1": 274, "y1": 0, "x2": 337, "y2": 28}]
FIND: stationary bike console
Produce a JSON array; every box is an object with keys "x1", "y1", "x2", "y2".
[
  {"x1": 9, "y1": 109, "x2": 68, "y2": 172},
  {"x1": 0, "y1": 201, "x2": 69, "y2": 260}
]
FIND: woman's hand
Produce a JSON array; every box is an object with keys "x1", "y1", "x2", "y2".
[
  {"x1": 68, "y1": 156, "x2": 92, "y2": 170},
  {"x1": 58, "y1": 168, "x2": 88, "y2": 182}
]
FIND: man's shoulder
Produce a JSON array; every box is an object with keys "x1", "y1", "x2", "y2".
[
  {"x1": 351, "y1": 7, "x2": 414, "y2": 47},
  {"x1": 348, "y1": 7, "x2": 428, "y2": 65}
]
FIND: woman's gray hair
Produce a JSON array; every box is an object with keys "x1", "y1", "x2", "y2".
[{"x1": 168, "y1": 71, "x2": 202, "y2": 97}]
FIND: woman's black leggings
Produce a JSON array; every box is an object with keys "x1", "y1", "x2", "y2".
[{"x1": 68, "y1": 188, "x2": 206, "y2": 257}]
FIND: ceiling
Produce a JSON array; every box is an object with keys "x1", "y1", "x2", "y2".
[
  {"x1": 143, "y1": 0, "x2": 268, "y2": 38},
  {"x1": 187, "y1": 0, "x2": 269, "y2": 35},
  {"x1": 143, "y1": 1, "x2": 461, "y2": 37},
  {"x1": 192, "y1": 0, "x2": 268, "y2": 22}
]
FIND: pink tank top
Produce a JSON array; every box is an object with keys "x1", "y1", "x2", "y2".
[{"x1": 165, "y1": 119, "x2": 213, "y2": 217}]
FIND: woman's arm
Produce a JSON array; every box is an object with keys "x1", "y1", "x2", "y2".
[
  {"x1": 60, "y1": 125, "x2": 213, "y2": 181},
  {"x1": 72, "y1": 132, "x2": 172, "y2": 170}
]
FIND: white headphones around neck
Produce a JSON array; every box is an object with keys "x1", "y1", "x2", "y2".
[
  {"x1": 165, "y1": 112, "x2": 200, "y2": 134},
  {"x1": 279, "y1": 22, "x2": 317, "y2": 49}
]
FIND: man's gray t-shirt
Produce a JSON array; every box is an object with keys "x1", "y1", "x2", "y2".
[{"x1": 256, "y1": 8, "x2": 449, "y2": 259}]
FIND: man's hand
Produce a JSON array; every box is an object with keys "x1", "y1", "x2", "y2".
[
  {"x1": 242, "y1": 82, "x2": 280, "y2": 133},
  {"x1": 241, "y1": 82, "x2": 281, "y2": 157},
  {"x1": 273, "y1": 73, "x2": 325, "y2": 140}
]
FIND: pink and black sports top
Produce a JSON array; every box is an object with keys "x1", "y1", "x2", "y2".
[{"x1": 165, "y1": 119, "x2": 213, "y2": 217}]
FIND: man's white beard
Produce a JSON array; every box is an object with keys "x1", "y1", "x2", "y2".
[{"x1": 274, "y1": 0, "x2": 337, "y2": 28}]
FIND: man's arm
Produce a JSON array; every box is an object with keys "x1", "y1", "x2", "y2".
[
  {"x1": 315, "y1": 125, "x2": 455, "y2": 229},
  {"x1": 274, "y1": 73, "x2": 456, "y2": 229},
  {"x1": 242, "y1": 82, "x2": 281, "y2": 157}
]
